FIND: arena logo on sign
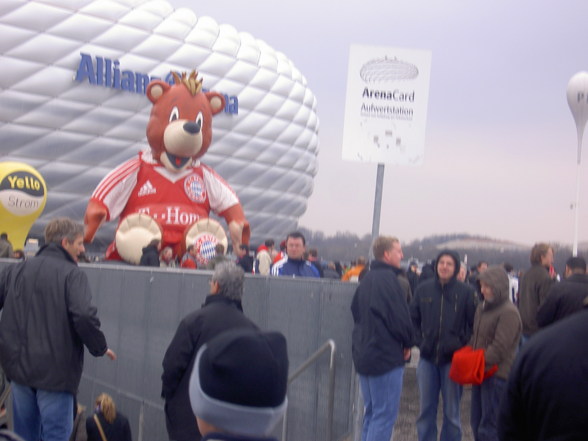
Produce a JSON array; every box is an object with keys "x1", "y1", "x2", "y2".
[
  {"x1": 74, "y1": 53, "x2": 239, "y2": 114},
  {"x1": 184, "y1": 174, "x2": 207, "y2": 203}
]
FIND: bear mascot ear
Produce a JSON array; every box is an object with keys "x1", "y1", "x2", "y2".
[
  {"x1": 146, "y1": 80, "x2": 171, "y2": 104},
  {"x1": 206, "y1": 91, "x2": 226, "y2": 115}
]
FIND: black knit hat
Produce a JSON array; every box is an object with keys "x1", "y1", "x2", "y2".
[{"x1": 189, "y1": 328, "x2": 289, "y2": 436}]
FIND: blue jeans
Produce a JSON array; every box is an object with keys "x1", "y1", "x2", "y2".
[
  {"x1": 416, "y1": 359, "x2": 463, "y2": 441},
  {"x1": 359, "y1": 366, "x2": 405, "y2": 441},
  {"x1": 471, "y1": 376, "x2": 506, "y2": 441},
  {"x1": 11, "y1": 382, "x2": 74, "y2": 441}
]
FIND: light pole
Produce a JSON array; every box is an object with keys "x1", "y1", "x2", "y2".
[{"x1": 566, "y1": 72, "x2": 588, "y2": 256}]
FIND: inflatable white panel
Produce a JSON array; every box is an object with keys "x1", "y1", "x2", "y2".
[{"x1": 0, "y1": 0, "x2": 319, "y2": 247}]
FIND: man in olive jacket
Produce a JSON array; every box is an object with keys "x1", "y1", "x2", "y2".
[
  {"x1": 410, "y1": 249, "x2": 476, "y2": 441},
  {"x1": 351, "y1": 236, "x2": 414, "y2": 441},
  {"x1": 469, "y1": 266, "x2": 521, "y2": 441},
  {"x1": 0, "y1": 218, "x2": 116, "y2": 441},
  {"x1": 518, "y1": 242, "x2": 555, "y2": 341}
]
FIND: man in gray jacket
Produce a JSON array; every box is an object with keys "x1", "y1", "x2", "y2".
[{"x1": 0, "y1": 218, "x2": 116, "y2": 441}]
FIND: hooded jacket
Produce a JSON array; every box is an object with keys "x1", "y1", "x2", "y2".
[
  {"x1": 469, "y1": 266, "x2": 522, "y2": 380},
  {"x1": 0, "y1": 243, "x2": 108, "y2": 393},
  {"x1": 410, "y1": 250, "x2": 476, "y2": 365}
]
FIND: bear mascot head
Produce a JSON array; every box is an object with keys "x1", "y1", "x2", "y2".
[
  {"x1": 146, "y1": 71, "x2": 221, "y2": 171},
  {"x1": 84, "y1": 71, "x2": 249, "y2": 266}
]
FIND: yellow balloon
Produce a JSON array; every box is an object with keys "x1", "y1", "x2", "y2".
[{"x1": 0, "y1": 162, "x2": 47, "y2": 250}]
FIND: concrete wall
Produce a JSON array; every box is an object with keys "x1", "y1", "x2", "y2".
[{"x1": 0, "y1": 260, "x2": 358, "y2": 441}]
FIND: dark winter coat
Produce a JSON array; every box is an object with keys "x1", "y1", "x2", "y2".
[
  {"x1": 536, "y1": 273, "x2": 588, "y2": 328},
  {"x1": 0, "y1": 243, "x2": 107, "y2": 393},
  {"x1": 351, "y1": 260, "x2": 414, "y2": 376},
  {"x1": 236, "y1": 254, "x2": 254, "y2": 273},
  {"x1": 139, "y1": 244, "x2": 160, "y2": 267},
  {"x1": 86, "y1": 412, "x2": 132, "y2": 441},
  {"x1": 161, "y1": 295, "x2": 258, "y2": 441},
  {"x1": 518, "y1": 264, "x2": 554, "y2": 335},
  {"x1": 410, "y1": 250, "x2": 476, "y2": 365},
  {"x1": 498, "y1": 307, "x2": 588, "y2": 441}
]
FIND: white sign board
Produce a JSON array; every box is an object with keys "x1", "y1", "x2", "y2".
[{"x1": 342, "y1": 45, "x2": 432, "y2": 165}]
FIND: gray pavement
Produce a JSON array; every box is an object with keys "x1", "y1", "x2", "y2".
[{"x1": 394, "y1": 366, "x2": 474, "y2": 441}]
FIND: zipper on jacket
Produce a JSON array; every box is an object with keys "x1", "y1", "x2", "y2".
[{"x1": 435, "y1": 286, "x2": 444, "y2": 364}]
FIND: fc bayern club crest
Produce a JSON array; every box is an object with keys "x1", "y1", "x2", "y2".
[
  {"x1": 193, "y1": 233, "x2": 219, "y2": 265},
  {"x1": 184, "y1": 173, "x2": 207, "y2": 203}
]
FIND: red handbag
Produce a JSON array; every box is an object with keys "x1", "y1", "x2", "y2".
[{"x1": 449, "y1": 346, "x2": 498, "y2": 385}]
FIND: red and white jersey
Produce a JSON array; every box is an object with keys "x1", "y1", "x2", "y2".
[{"x1": 91, "y1": 151, "x2": 239, "y2": 244}]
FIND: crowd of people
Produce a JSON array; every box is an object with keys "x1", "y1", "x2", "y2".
[
  {"x1": 1, "y1": 221, "x2": 588, "y2": 441},
  {"x1": 351, "y1": 238, "x2": 588, "y2": 441},
  {"x1": 0, "y1": 219, "x2": 289, "y2": 441},
  {"x1": 133, "y1": 229, "x2": 365, "y2": 280},
  {"x1": 0, "y1": 234, "x2": 24, "y2": 261}
]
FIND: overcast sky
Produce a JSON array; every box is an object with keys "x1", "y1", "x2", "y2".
[{"x1": 168, "y1": 0, "x2": 588, "y2": 246}]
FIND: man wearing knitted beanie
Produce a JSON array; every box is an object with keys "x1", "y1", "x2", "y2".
[{"x1": 189, "y1": 328, "x2": 289, "y2": 441}]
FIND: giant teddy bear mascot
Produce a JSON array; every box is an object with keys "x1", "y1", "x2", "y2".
[{"x1": 84, "y1": 71, "x2": 249, "y2": 265}]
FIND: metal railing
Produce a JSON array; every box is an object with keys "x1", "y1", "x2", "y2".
[{"x1": 282, "y1": 339, "x2": 337, "y2": 441}]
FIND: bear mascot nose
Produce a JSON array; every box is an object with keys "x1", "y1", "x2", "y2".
[{"x1": 183, "y1": 120, "x2": 201, "y2": 135}]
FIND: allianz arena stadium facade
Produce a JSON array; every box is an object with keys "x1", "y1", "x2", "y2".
[{"x1": 0, "y1": 0, "x2": 319, "y2": 249}]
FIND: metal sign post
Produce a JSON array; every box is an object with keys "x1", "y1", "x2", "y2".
[{"x1": 371, "y1": 163, "x2": 385, "y2": 248}]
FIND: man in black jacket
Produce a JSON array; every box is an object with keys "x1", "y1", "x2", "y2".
[
  {"x1": 0, "y1": 218, "x2": 116, "y2": 441},
  {"x1": 161, "y1": 262, "x2": 258, "y2": 441},
  {"x1": 498, "y1": 306, "x2": 588, "y2": 440},
  {"x1": 410, "y1": 249, "x2": 476, "y2": 441},
  {"x1": 351, "y1": 236, "x2": 414, "y2": 441},
  {"x1": 139, "y1": 239, "x2": 161, "y2": 267},
  {"x1": 537, "y1": 255, "x2": 588, "y2": 327}
]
